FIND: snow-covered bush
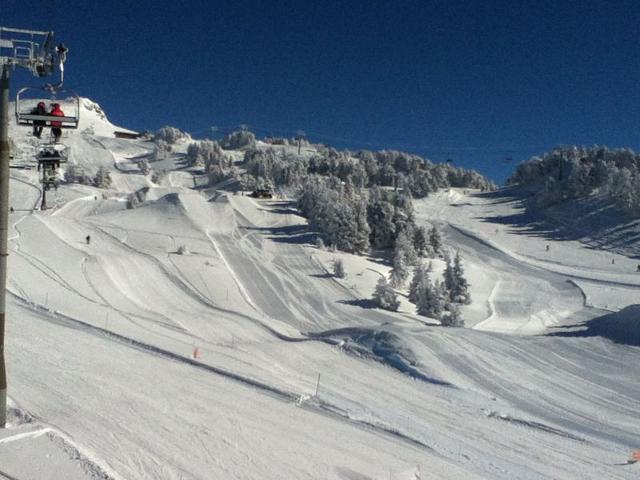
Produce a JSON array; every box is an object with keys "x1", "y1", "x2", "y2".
[
  {"x1": 154, "y1": 126, "x2": 189, "y2": 145},
  {"x1": 151, "y1": 170, "x2": 167, "y2": 184},
  {"x1": 372, "y1": 276, "x2": 399, "y2": 311},
  {"x1": 94, "y1": 166, "x2": 112, "y2": 189},
  {"x1": 153, "y1": 140, "x2": 170, "y2": 161},
  {"x1": 332, "y1": 258, "x2": 345, "y2": 278},
  {"x1": 138, "y1": 159, "x2": 150, "y2": 176},
  {"x1": 441, "y1": 303, "x2": 464, "y2": 327},
  {"x1": 220, "y1": 130, "x2": 256, "y2": 150},
  {"x1": 186, "y1": 140, "x2": 227, "y2": 169}
]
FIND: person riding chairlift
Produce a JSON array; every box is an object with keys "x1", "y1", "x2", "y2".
[
  {"x1": 30, "y1": 101, "x2": 47, "y2": 138},
  {"x1": 50, "y1": 103, "x2": 65, "y2": 143}
]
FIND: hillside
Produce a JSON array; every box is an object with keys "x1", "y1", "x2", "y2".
[{"x1": 1, "y1": 100, "x2": 639, "y2": 480}]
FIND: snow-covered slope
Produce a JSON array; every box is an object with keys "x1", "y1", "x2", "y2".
[{"x1": 2, "y1": 101, "x2": 640, "y2": 479}]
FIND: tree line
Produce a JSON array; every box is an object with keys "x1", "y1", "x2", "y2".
[{"x1": 508, "y1": 146, "x2": 640, "y2": 215}]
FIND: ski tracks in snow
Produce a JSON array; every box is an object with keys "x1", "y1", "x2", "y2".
[{"x1": 12, "y1": 294, "x2": 437, "y2": 459}]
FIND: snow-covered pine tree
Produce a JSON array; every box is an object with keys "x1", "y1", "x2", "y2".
[
  {"x1": 94, "y1": 166, "x2": 112, "y2": 189},
  {"x1": 389, "y1": 244, "x2": 409, "y2": 288},
  {"x1": 409, "y1": 261, "x2": 433, "y2": 304},
  {"x1": 451, "y1": 251, "x2": 471, "y2": 304},
  {"x1": 416, "y1": 270, "x2": 445, "y2": 319},
  {"x1": 443, "y1": 254, "x2": 455, "y2": 297},
  {"x1": 153, "y1": 140, "x2": 169, "y2": 161},
  {"x1": 409, "y1": 262, "x2": 425, "y2": 304},
  {"x1": 429, "y1": 225, "x2": 443, "y2": 257},
  {"x1": 372, "y1": 276, "x2": 400, "y2": 311},
  {"x1": 395, "y1": 230, "x2": 417, "y2": 265},
  {"x1": 353, "y1": 196, "x2": 371, "y2": 252},
  {"x1": 333, "y1": 258, "x2": 345, "y2": 278},
  {"x1": 413, "y1": 225, "x2": 431, "y2": 258},
  {"x1": 367, "y1": 187, "x2": 396, "y2": 249}
]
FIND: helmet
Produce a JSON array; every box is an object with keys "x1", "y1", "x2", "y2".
[
  {"x1": 52, "y1": 103, "x2": 60, "y2": 108},
  {"x1": 37, "y1": 101, "x2": 45, "y2": 107}
]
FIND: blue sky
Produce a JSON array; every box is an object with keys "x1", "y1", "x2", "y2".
[{"x1": 3, "y1": 0, "x2": 640, "y2": 183}]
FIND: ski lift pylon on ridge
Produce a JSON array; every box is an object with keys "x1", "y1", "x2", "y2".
[{"x1": 15, "y1": 86, "x2": 80, "y2": 129}]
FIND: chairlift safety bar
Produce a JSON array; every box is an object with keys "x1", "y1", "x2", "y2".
[{"x1": 18, "y1": 114, "x2": 78, "y2": 127}]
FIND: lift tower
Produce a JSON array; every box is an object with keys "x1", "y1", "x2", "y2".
[{"x1": 0, "y1": 27, "x2": 62, "y2": 428}]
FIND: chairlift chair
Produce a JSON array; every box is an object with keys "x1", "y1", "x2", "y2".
[
  {"x1": 15, "y1": 86, "x2": 80, "y2": 129},
  {"x1": 36, "y1": 144, "x2": 68, "y2": 169}
]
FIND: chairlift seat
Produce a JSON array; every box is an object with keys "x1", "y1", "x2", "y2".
[
  {"x1": 36, "y1": 155, "x2": 67, "y2": 164},
  {"x1": 36, "y1": 145, "x2": 68, "y2": 164},
  {"x1": 15, "y1": 86, "x2": 81, "y2": 129}
]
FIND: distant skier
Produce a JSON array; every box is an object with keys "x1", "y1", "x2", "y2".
[
  {"x1": 50, "y1": 103, "x2": 65, "y2": 143},
  {"x1": 86, "y1": 235, "x2": 91, "y2": 245},
  {"x1": 30, "y1": 101, "x2": 47, "y2": 138},
  {"x1": 546, "y1": 245, "x2": 550, "y2": 251},
  {"x1": 637, "y1": 264, "x2": 640, "y2": 272}
]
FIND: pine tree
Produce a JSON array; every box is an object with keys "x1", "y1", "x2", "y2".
[
  {"x1": 389, "y1": 245, "x2": 409, "y2": 288},
  {"x1": 451, "y1": 251, "x2": 471, "y2": 304},
  {"x1": 373, "y1": 276, "x2": 399, "y2": 311},
  {"x1": 416, "y1": 271, "x2": 445, "y2": 319},
  {"x1": 409, "y1": 261, "x2": 433, "y2": 304},
  {"x1": 443, "y1": 254, "x2": 455, "y2": 297},
  {"x1": 433, "y1": 280, "x2": 448, "y2": 319},
  {"x1": 353, "y1": 197, "x2": 371, "y2": 253},
  {"x1": 395, "y1": 230, "x2": 417, "y2": 265},
  {"x1": 413, "y1": 225, "x2": 430, "y2": 257},
  {"x1": 94, "y1": 166, "x2": 112, "y2": 189},
  {"x1": 409, "y1": 262, "x2": 426, "y2": 304},
  {"x1": 367, "y1": 188, "x2": 396, "y2": 249},
  {"x1": 429, "y1": 226, "x2": 443, "y2": 256}
]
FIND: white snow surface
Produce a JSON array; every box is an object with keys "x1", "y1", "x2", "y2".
[{"x1": 2, "y1": 102, "x2": 640, "y2": 479}]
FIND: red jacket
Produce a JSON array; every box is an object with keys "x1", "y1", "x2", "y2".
[{"x1": 50, "y1": 105, "x2": 65, "y2": 127}]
